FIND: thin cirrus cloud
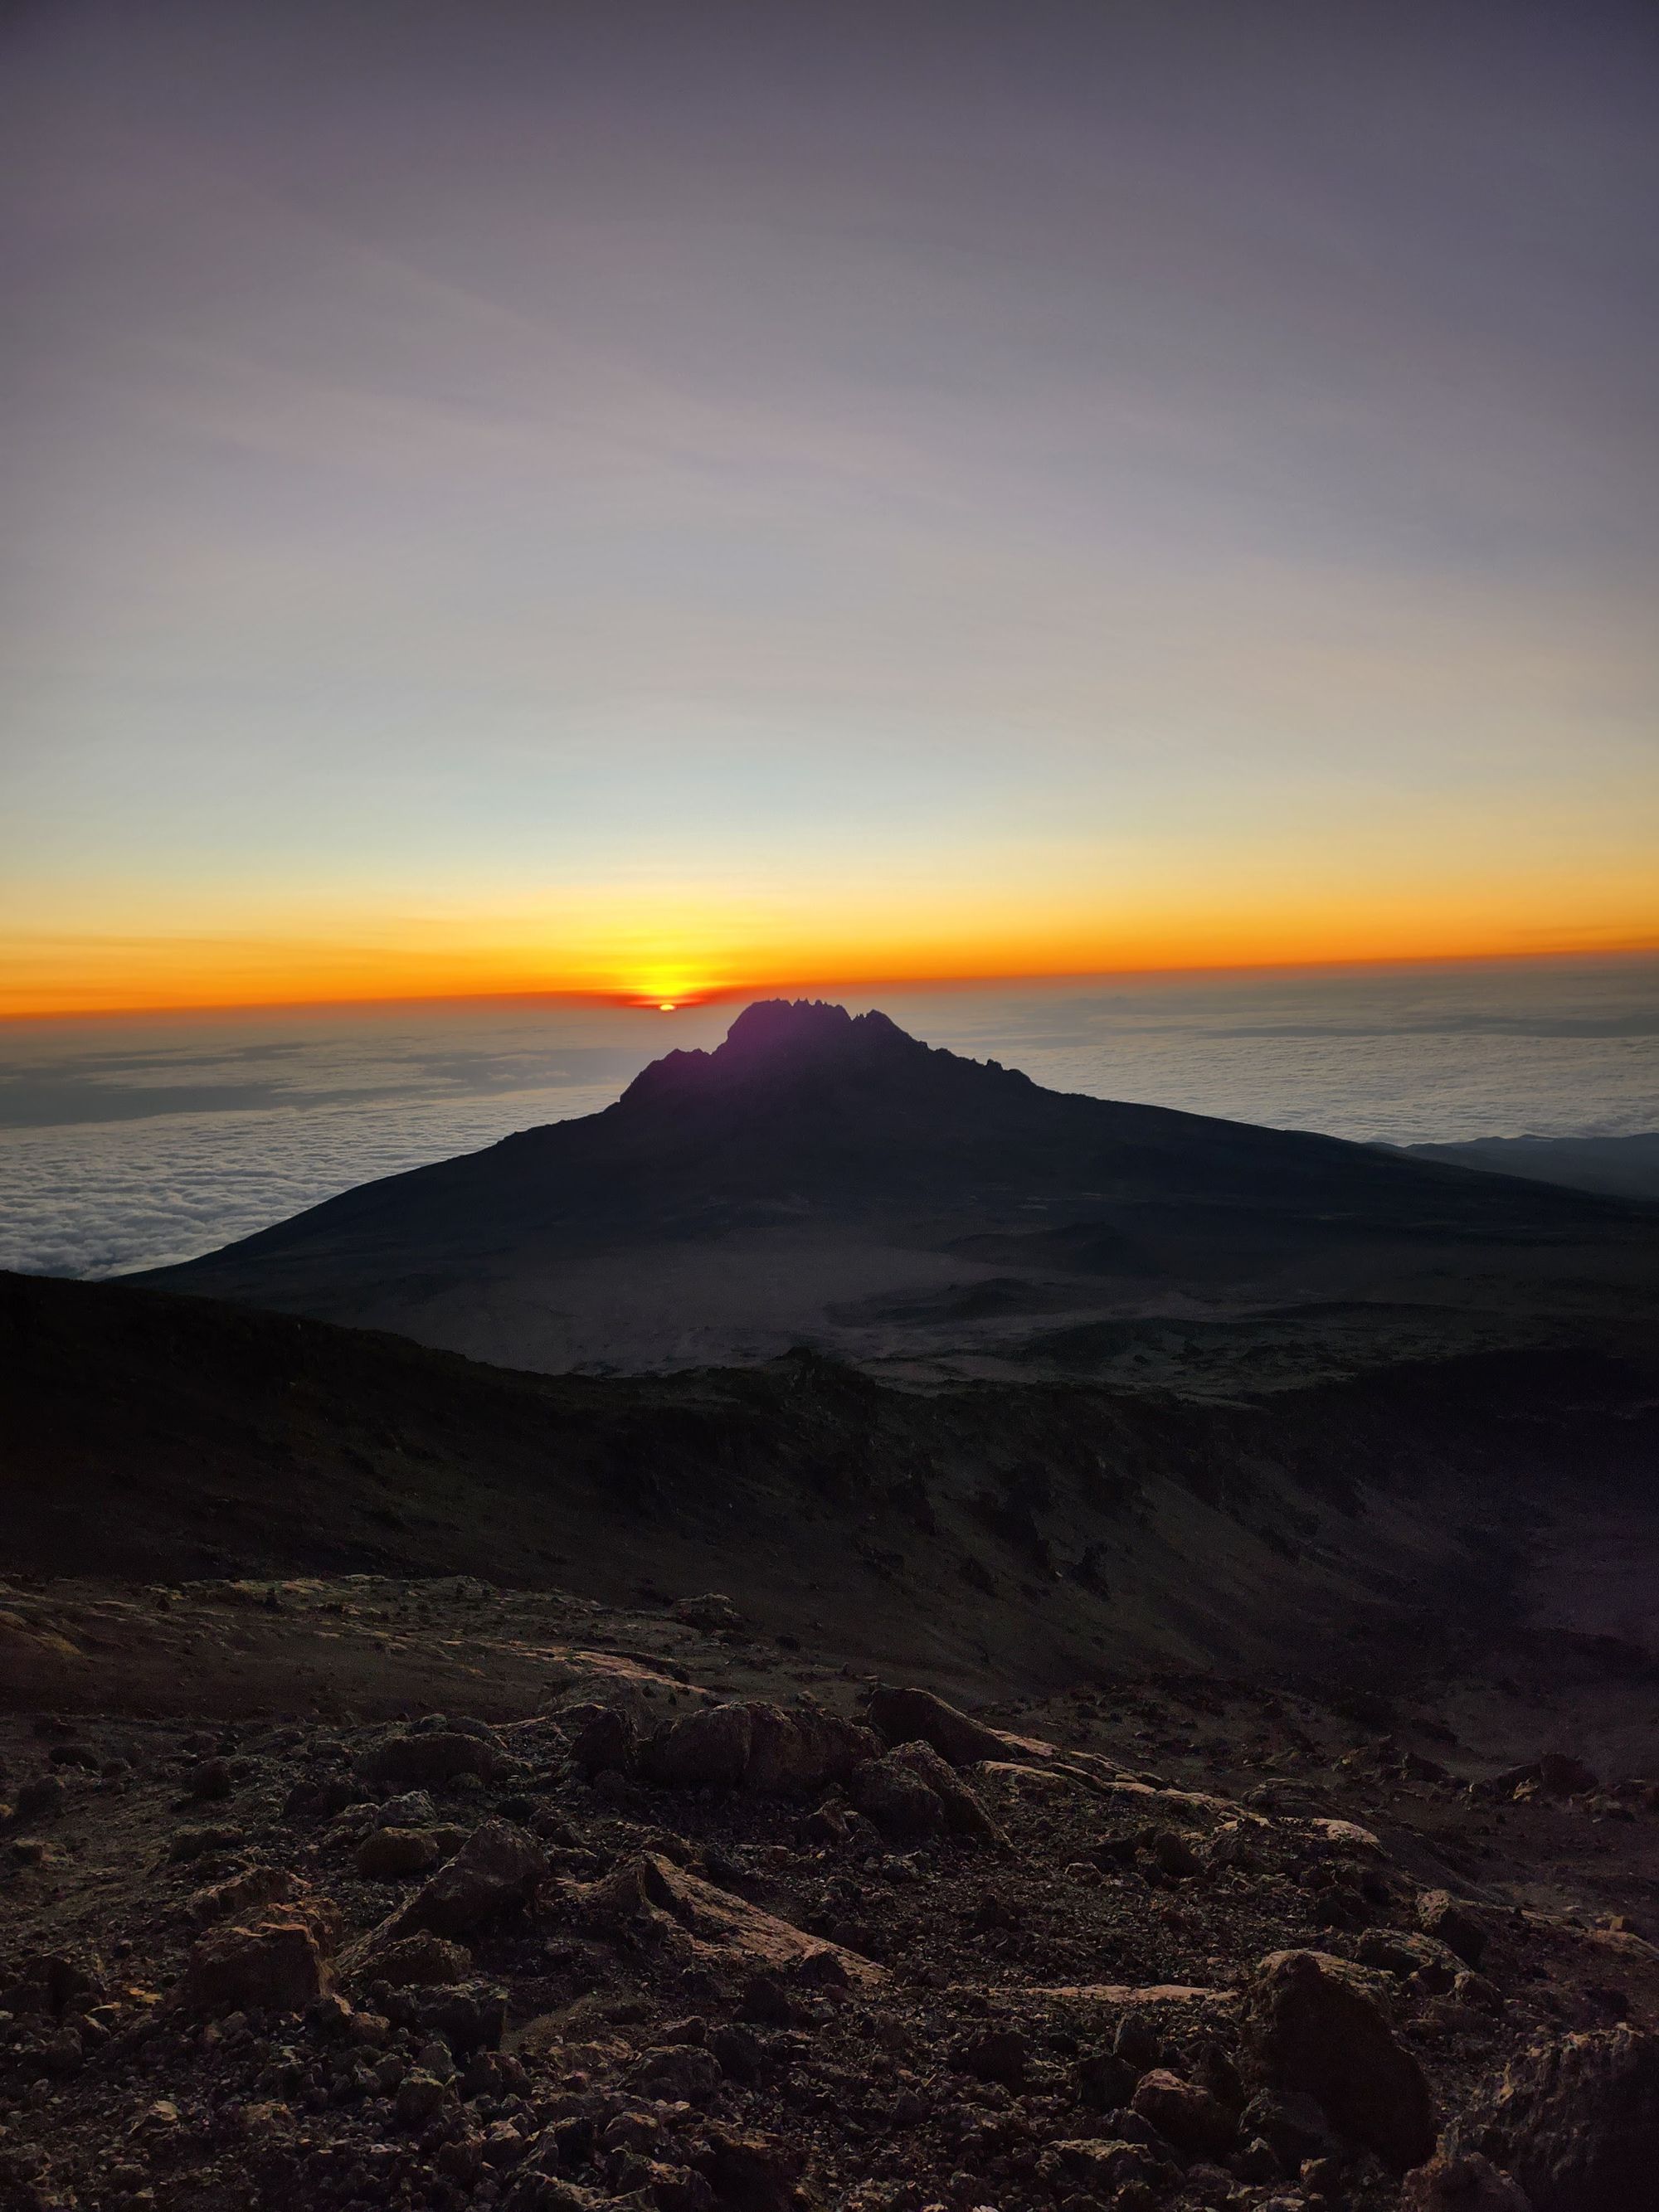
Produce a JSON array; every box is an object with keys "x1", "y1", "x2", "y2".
[{"x1": 1, "y1": 0, "x2": 1656, "y2": 1013}]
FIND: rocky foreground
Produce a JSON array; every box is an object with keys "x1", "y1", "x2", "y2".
[{"x1": 4, "y1": 1579, "x2": 1659, "y2": 2212}]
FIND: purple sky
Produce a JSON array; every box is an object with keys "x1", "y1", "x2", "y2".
[{"x1": 2, "y1": 1, "x2": 1657, "y2": 1008}]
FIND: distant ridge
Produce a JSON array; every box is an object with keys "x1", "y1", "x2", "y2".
[{"x1": 1396, "y1": 1130, "x2": 1659, "y2": 1205}]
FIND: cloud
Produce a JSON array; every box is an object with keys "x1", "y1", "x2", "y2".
[{"x1": 2, "y1": 960, "x2": 1655, "y2": 1279}]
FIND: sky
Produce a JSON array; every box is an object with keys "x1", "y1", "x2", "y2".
[{"x1": 2, "y1": 0, "x2": 1657, "y2": 1016}]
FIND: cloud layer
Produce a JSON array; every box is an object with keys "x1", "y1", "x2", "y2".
[{"x1": 2, "y1": 957, "x2": 1653, "y2": 1280}]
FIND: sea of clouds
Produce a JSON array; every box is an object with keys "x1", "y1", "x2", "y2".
[{"x1": 2, "y1": 956, "x2": 1654, "y2": 1280}]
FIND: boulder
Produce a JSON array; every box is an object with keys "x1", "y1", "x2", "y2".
[
  {"x1": 360, "y1": 1932, "x2": 474, "y2": 1986},
  {"x1": 885, "y1": 1740, "x2": 1009, "y2": 1845},
  {"x1": 564, "y1": 1705, "x2": 638, "y2": 1779},
  {"x1": 576, "y1": 1851, "x2": 882, "y2": 1985},
  {"x1": 389, "y1": 1818, "x2": 544, "y2": 1937},
  {"x1": 1355, "y1": 1927, "x2": 1463, "y2": 1991},
  {"x1": 1129, "y1": 2067, "x2": 1235, "y2": 2157},
  {"x1": 640, "y1": 1704, "x2": 754, "y2": 1791},
  {"x1": 626, "y1": 2044, "x2": 722, "y2": 2105},
  {"x1": 1238, "y1": 2088, "x2": 1338, "y2": 2168},
  {"x1": 362, "y1": 1730, "x2": 499, "y2": 1789},
  {"x1": 1039, "y1": 2140, "x2": 1169, "y2": 2196},
  {"x1": 948, "y1": 2025, "x2": 1028, "y2": 2087},
  {"x1": 1151, "y1": 1828, "x2": 1204, "y2": 1879},
  {"x1": 1537, "y1": 1753, "x2": 1599, "y2": 1798},
  {"x1": 358, "y1": 1827, "x2": 446, "y2": 1879},
  {"x1": 864, "y1": 1685, "x2": 1010, "y2": 1766},
  {"x1": 1075, "y1": 2048, "x2": 1140, "y2": 2110},
  {"x1": 693, "y1": 2125, "x2": 800, "y2": 2212},
  {"x1": 637, "y1": 1701, "x2": 877, "y2": 1796},
  {"x1": 404, "y1": 1980, "x2": 508, "y2": 2052},
  {"x1": 1452, "y1": 2025, "x2": 1659, "y2": 2211},
  {"x1": 743, "y1": 1705, "x2": 878, "y2": 1794},
  {"x1": 669, "y1": 1592, "x2": 745, "y2": 1634},
  {"x1": 1238, "y1": 1947, "x2": 1437, "y2": 2172},
  {"x1": 0, "y1": 1952, "x2": 104, "y2": 2019},
  {"x1": 847, "y1": 1753, "x2": 946, "y2": 1837},
  {"x1": 182, "y1": 1918, "x2": 328, "y2": 2015},
  {"x1": 1400, "y1": 2153, "x2": 1534, "y2": 2210},
  {"x1": 1419, "y1": 1889, "x2": 1489, "y2": 1966},
  {"x1": 190, "y1": 1865, "x2": 304, "y2": 1924}
]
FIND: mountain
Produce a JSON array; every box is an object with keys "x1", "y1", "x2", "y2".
[
  {"x1": 1396, "y1": 1130, "x2": 1659, "y2": 1204},
  {"x1": 142, "y1": 999, "x2": 1659, "y2": 1389}
]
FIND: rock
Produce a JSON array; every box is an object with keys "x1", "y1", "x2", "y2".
[
  {"x1": 187, "y1": 1757, "x2": 233, "y2": 1801},
  {"x1": 1, "y1": 1952, "x2": 104, "y2": 2019},
  {"x1": 361, "y1": 1931, "x2": 474, "y2": 1986},
  {"x1": 1238, "y1": 1947, "x2": 1437, "y2": 2172},
  {"x1": 1355, "y1": 1928, "x2": 1463, "y2": 1991},
  {"x1": 182, "y1": 1918, "x2": 328, "y2": 2015},
  {"x1": 737, "y1": 1972, "x2": 805, "y2": 2026},
  {"x1": 1113, "y1": 2010, "x2": 1165, "y2": 2069},
  {"x1": 1419, "y1": 1889, "x2": 1489, "y2": 1967},
  {"x1": 864, "y1": 1685, "x2": 1010, "y2": 1766},
  {"x1": 168, "y1": 1821, "x2": 246, "y2": 1862},
  {"x1": 565, "y1": 1706, "x2": 637, "y2": 1778},
  {"x1": 1400, "y1": 2152, "x2": 1534, "y2": 2210},
  {"x1": 640, "y1": 1704, "x2": 754, "y2": 1791},
  {"x1": 1237, "y1": 2089, "x2": 1337, "y2": 2170},
  {"x1": 693, "y1": 2124, "x2": 801, "y2": 2212},
  {"x1": 191, "y1": 1865, "x2": 304, "y2": 1923},
  {"x1": 1130, "y1": 2067, "x2": 1235, "y2": 2156},
  {"x1": 389, "y1": 1818, "x2": 544, "y2": 1937},
  {"x1": 801, "y1": 1798, "x2": 851, "y2": 1846},
  {"x1": 1537, "y1": 1753, "x2": 1598, "y2": 1798},
  {"x1": 405, "y1": 1980, "x2": 508, "y2": 2052},
  {"x1": 744, "y1": 1704, "x2": 879, "y2": 1794},
  {"x1": 395, "y1": 2069, "x2": 448, "y2": 2127},
  {"x1": 358, "y1": 1827, "x2": 445, "y2": 1879},
  {"x1": 1454, "y1": 1969, "x2": 1504, "y2": 2015},
  {"x1": 13, "y1": 1775, "x2": 66, "y2": 1824},
  {"x1": 1151, "y1": 1829, "x2": 1204, "y2": 1879},
  {"x1": 949, "y1": 2025, "x2": 1028, "y2": 2087},
  {"x1": 847, "y1": 1752, "x2": 946, "y2": 1836},
  {"x1": 670, "y1": 1592, "x2": 746, "y2": 1633},
  {"x1": 1039, "y1": 2139, "x2": 1167, "y2": 2196},
  {"x1": 577, "y1": 1852, "x2": 883, "y2": 1984},
  {"x1": 1207, "y1": 1821, "x2": 1263, "y2": 1873},
  {"x1": 1075, "y1": 2049, "x2": 1140, "y2": 2109},
  {"x1": 710, "y1": 2021, "x2": 766, "y2": 2083},
  {"x1": 378, "y1": 1789, "x2": 440, "y2": 1826},
  {"x1": 363, "y1": 1730, "x2": 499, "y2": 1789},
  {"x1": 638, "y1": 1701, "x2": 876, "y2": 1796},
  {"x1": 1452, "y1": 2025, "x2": 1659, "y2": 2211},
  {"x1": 886, "y1": 1740, "x2": 1010, "y2": 1845},
  {"x1": 626, "y1": 2044, "x2": 722, "y2": 2104},
  {"x1": 437, "y1": 2137, "x2": 484, "y2": 2185}
]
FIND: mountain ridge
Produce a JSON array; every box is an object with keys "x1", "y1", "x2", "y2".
[{"x1": 139, "y1": 999, "x2": 1659, "y2": 1389}]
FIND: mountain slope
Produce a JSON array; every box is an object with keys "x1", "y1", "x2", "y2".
[
  {"x1": 8, "y1": 1266, "x2": 1657, "y2": 1702},
  {"x1": 1399, "y1": 1130, "x2": 1659, "y2": 1203},
  {"x1": 140, "y1": 999, "x2": 1659, "y2": 1388}
]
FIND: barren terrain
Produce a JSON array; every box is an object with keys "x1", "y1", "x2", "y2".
[{"x1": 6, "y1": 1267, "x2": 1659, "y2": 2210}]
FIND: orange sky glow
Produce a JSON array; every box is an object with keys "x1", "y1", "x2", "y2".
[{"x1": 6, "y1": 887, "x2": 1656, "y2": 1021}]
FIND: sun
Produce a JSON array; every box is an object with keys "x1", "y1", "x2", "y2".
[{"x1": 624, "y1": 961, "x2": 711, "y2": 1010}]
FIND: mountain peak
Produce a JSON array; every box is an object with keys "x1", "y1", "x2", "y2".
[
  {"x1": 721, "y1": 999, "x2": 911, "y2": 1058},
  {"x1": 619, "y1": 999, "x2": 929, "y2": 1108}
]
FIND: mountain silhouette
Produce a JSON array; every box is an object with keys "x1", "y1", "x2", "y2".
[{"x1": 143, "y1": 999, "x2": 1657, "y2": 1388}]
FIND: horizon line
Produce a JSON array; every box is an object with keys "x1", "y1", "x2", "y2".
[{"x1": 4, "y1": 941, "x2": 1657, "y2": 1027}]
